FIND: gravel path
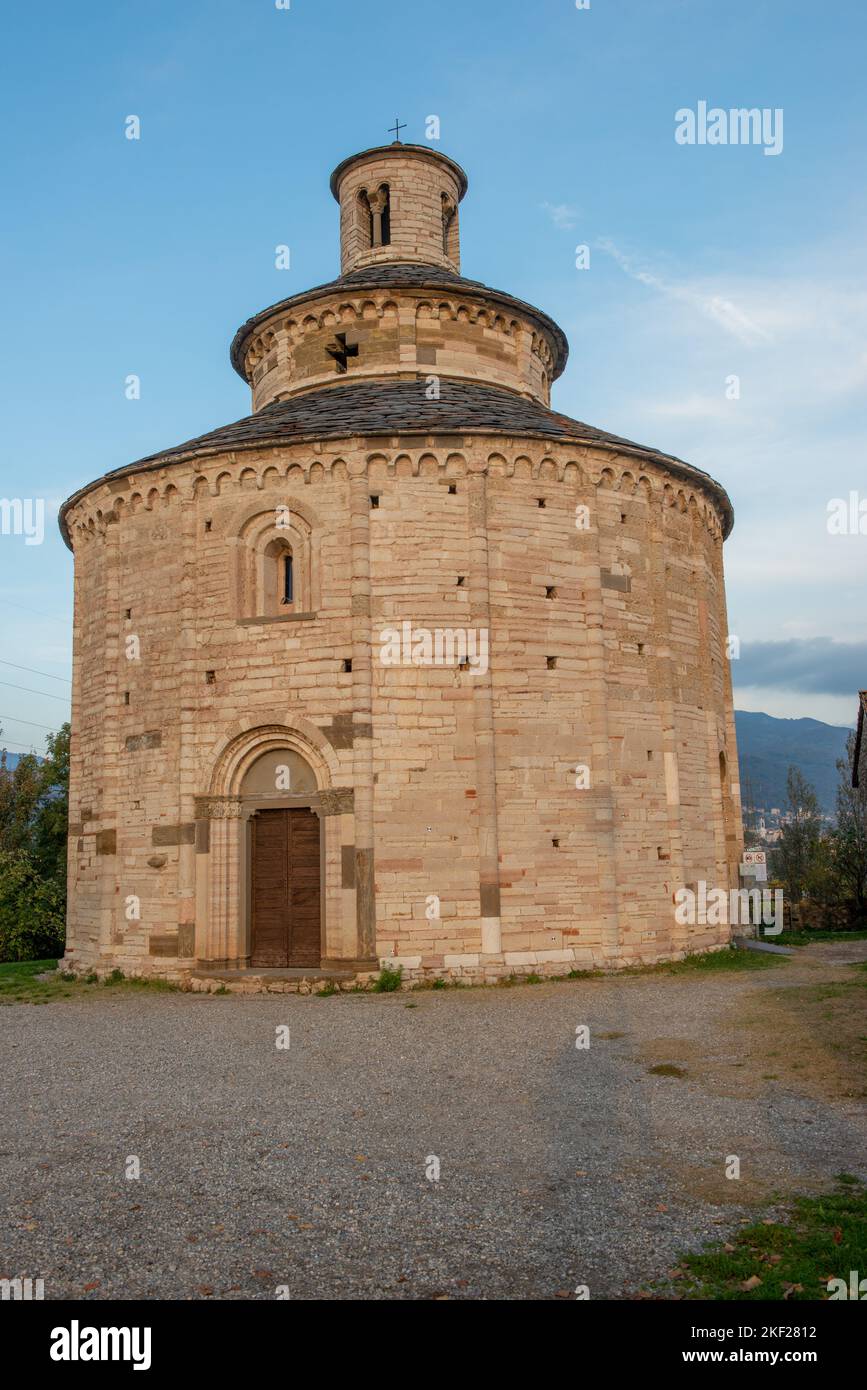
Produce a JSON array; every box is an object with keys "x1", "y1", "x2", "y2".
[{"x1": 2, "y1": 945, "x2": 866, "y2": 1300}]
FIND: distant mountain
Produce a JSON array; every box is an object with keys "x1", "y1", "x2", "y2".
[
  {"x1": 0, "y1": 750, "x2": 45, "y2": 771},
  {"x1": 734, "y1": 710, "x2": 853, "y2": 817}
]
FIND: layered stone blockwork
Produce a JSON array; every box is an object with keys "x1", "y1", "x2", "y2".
[{"x1": 60, "y1": 142, "x2": 742, "y2": 988}]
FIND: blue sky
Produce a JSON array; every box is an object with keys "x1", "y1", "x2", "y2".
[{"x1": 1, "y1": 0, "x2": 865, "y2": 757}]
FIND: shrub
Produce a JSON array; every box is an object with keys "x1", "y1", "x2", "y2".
[
  {"x1": 0, "y1": 849, "x2": 66, "y2": 962},
  {"x1": 373, "y1": 964, "x2": 403, "y2": 992}
]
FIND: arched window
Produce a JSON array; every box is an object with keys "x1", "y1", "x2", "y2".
[
  {"x1": 236, "y1": 508, "x2": 317, "y2": 621},
  {"x1": 368, "y1": 184, "x2": 390, "y2": 247},
  {"x1": 261, "y1": 538, "x2": 295, "y2": 615},
  {"x1": 356, "y1": 189, "x2": 372, "y2": 253}
]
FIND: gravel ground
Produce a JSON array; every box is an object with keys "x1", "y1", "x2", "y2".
[{"x1": 2, "y1": 944, "x2": 866, "y2": 1301}]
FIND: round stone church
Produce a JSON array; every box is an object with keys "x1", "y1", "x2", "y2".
[{"x1": 60, "y1": 140, "x2": 742, "y2": 989}]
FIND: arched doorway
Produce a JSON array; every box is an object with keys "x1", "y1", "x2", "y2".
[
  {"x1": 200, "y1": 719, "x2": 362, "y2": 972},
  {"x1": 241, "y1": 749, "x2": 322, "y2": 968}
]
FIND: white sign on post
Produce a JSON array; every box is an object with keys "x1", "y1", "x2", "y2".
[{"x1": 741, "y1": 850, "x2": 768, "y2": 882}]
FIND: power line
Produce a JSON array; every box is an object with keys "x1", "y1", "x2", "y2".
[
  {"x1": 0, "y1": 713, "x2": 59, "y2": 732},
  {"x1": 1, "y1": 597, "x2": 70, "y2": 626},
  {"x1": 0, "y1": 741, "x2": 44, "y2": 754},
  {"x1": 0, "y1": 659, "x2": 71, "y2": 685},
  {"x1": 0, "y1": 680, "x2": 70, "y2": 704}
]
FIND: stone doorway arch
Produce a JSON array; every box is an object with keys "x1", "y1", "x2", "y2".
[{"x1": 195, "y1": 722, "x2": 360, "y2": 970}]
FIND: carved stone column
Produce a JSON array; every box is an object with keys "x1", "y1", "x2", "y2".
[
  {"x1": 205, "y1": 798, "x2": 244, "y2": 965},
  {"x1": 368, "y1": 186, "x2": 388, "y2": 248}
]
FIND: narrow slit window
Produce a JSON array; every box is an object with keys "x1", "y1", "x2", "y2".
[
  {"x1": 282, "y1": 554, "x2": 294, "y2": 605},
  {"x1": 381, "y1": 186, "x2": 391, "y2": 245}
]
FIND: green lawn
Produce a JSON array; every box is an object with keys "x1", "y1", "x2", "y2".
[
  {"x1": 654, "y1": 1178, "x2": 867, "y2": 1300},
  {"x1": 775, "y1": 928, "x2": 867, "y2": 947},
  {"x1": 0, "y1": 959, "x2": 179, "y2": 1004},
  {"x1": 625, "y1": 946, "x2": 784, "y2": 977}
]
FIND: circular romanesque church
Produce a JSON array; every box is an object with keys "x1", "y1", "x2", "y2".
[{"x1": 60, "y1": 141, "x2": 742, "y2": 989}]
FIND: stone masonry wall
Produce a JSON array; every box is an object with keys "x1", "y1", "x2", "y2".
[
  {"x1": 335, "y1": 147, "x2": 464, "y2": 276},
  {"x1": 62, "y1": 436, "x2": 740, "y2": 984},
  {"x1": 244, "y1": 291, "x2": 556, "y2": 410}
]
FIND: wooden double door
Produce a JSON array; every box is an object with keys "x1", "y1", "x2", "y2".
[{"x1": 250, "y1": 808, "x2": 321, "y2": 968}]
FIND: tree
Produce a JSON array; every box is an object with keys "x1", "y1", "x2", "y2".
[
  {"x1": 0, "y1": 848, "x2": 66, "y2": 961},
  {"x1": 832, "y1": 732, "x2": 867, "y2": 921},
  {"x1": 0, "y1": 747, "x2": 42, "y2": 853},
  {"x1": 776, "y1": 765, "x2": 829, "y2": 906},
  {"x1": 31, "y1": 724, "x2": 70, "y2": 883},
  {"x1": 0, "y1": 723, "x2": 70, "y2": 961}
]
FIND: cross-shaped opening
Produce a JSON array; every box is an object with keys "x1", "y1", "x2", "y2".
[{"x1": 325, "y1": 333, "x2": 359, "y2": 374}]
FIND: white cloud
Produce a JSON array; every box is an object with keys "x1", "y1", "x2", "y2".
[
  {"x1": 597, "y1": 237, "x2": 772, "y2": 345},
  {"x1": 552, "y1": 225, "x2": 867, "y2": 679},
  {"x1": 541, "y1": 201, "x2": 579, "y2": 231}
]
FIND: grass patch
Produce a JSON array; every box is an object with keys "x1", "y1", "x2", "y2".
[
  {"x1": 0, "y1": 959, "x2": 71, "y2": 1004},
  {"x1": 105, "y1": 974, "x2": 179, "y2": 992},
  {"x1": 654, "y1": 1178, "x2": 867, "y2": 1300},
  {"x1": 644, "y1": 947, "x2": 783, "y2": 977},
  {"x1": 410, "y1": 976, "x2": 467, "y2": 992},
  {"x1": 0, "y1": 959, "x2": 179, "y2": 1004},
  {"x1": 735, "y1": 972, "x2": 867, "y2": 1100},
  {"x1": 775, "y1": 928, "x2": 867, "y2": 948}
]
